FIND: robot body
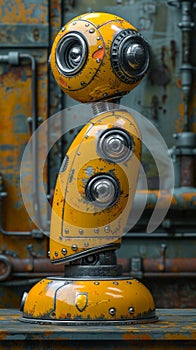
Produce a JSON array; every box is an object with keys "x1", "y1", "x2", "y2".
[
  {"x1": 50, "y1": 109, "x2": 141, "y2": 263},
  {"x1": 20, "y1": 12, "x2": 157, "y2": 325}
]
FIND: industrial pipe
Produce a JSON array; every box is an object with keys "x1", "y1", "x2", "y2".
[
  {"x1": 0, "y1": 52, "x2": 44, "y2": 235},
  {"x1": 0, "y1": 255, "x2": 196, "y2": 281},
  {"x1": 134, "y1": 187, "x2": 196, "y2": 210},
  {"x1": 118, "y1": 257, "x2": 196, "y2": 273}
]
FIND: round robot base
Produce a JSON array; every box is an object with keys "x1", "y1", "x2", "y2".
[{"x1": 20, "y1": 276, "x2": 158, "y2": 325}]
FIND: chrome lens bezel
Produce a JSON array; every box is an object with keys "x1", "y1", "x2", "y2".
[{"x1": 56, "y1": 32, "x2": 88, "y2": 76}]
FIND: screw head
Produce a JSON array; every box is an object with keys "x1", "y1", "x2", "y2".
[
  {"x1": 109, "y1": 307, "x2": 116, "y2": 316},
  {"x1": 71, "y1": 244, "x2": 78, "y2": 251},
  {"x1": 128, "y1": 307, "x2": 134, "y2": 314}
]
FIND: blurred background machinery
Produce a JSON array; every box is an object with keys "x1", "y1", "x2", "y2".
[{"x1": 0, "y1": 0, "x2": 195, "y2": 309}]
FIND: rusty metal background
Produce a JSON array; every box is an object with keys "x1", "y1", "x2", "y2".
[{"x1": 0, "y1": 0, "x2": 195, "y2": 310}]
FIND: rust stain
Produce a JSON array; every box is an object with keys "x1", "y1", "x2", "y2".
[
  {"x1": 175, "y1": 87, "x2": 196, "y2": 133},
  {"x1": 0, "y1": 0, "x2": 48, "y2": 24},
  {"x1": 165, "y1": 332, "x2": 195, "y2": 340},
  {"x1": 122, "y1": 331, "x2": 153, "y2": 340},
  {"x1": 170, "y1": 40, "x2": 177, "y2": 69}
]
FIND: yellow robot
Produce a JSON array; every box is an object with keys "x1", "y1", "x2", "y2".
[{"x1": 20, "y1": 12, "x2": 157, "y2": 324}]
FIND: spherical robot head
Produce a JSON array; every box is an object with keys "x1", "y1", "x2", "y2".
[{"x1": 50, "y1": 12, "x2": 149, "y2": 103}]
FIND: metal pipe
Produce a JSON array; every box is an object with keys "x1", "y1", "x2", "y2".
[
  {"x1": 168, "y1": 0, "x2": 195, "y2": 131},
  {"x1": 143, "y1": 257, "x2": 196, "y2": 272},
  {"x1": 178, "y1": 1, "x2": 194, "y2": 131},
  {"x1": 0, "y1": 52, "x2": 44, "y2": 235},
  {"x1": 125, "y1": 232, "x2": 196, "y2": 238},
  {"x1": 11, "y1": 257, "x2": 64, "y2": 273},
  {"x1": 0, "y1": 255, "x2": 64, "y2": 281},
  {"x1": 168, "y1": 1, "x2": 195, "y2": 189},
  {"x1": 118, "y1": 257, "x2": 196, "y2": 273},
  {"x1": 134, "y1": 187, "x2": 196, "y2": 210},
  {"x1": 130, "y1": 272, "x2": 196, "y2": 278},
  {"x1": 0, "y1": 255, "x2": 195, "y2": 281},
  {"x1": 20, "y1": 53, "x2": 44, "y2": 230}
]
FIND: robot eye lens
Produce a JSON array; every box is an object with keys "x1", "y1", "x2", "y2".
[
  {"x1": 85, "y1": 173, "x2": 120, "y2": 208},
  {"x1": 69, "y1": 45, "x2": 82, "y2": 63},
  {"x1": 97, "y1": 128, "x2": 134, "y2": 163},
  {"x1": 126, "y1": 43, "x2": 146, "y2": 69},
  {"x1": 56, "y1": 33, "x2": 88, "y2": 76},
  {"x1": 111, "y1": 30, "x2": 149, "y2": 84}
]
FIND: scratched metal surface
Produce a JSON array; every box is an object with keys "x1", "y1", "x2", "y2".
[
  {"x1": 0, "y1": 309, "x2": 195, "y2": 350},
  {"x1": 0, "y1": 0, "x2": 195, "y2": 310},
  {"x1": 0, "y1": 0, "x2": 51, "y2": 307}
]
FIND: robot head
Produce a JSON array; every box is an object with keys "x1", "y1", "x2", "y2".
[{"x1": 50, "y1": 12, "x2": 149, "y2": 103}]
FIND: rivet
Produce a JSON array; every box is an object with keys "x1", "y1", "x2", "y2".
[
  {"x1": 65, "y1": 228, "x2": 69, "y2": 234},
  {"x1": 48, "y1": 251, "x2": 50, "y2": 257},
  {"x1": 81, "y1": 81, "x2": 86, "y2": 86},
  {"x1": 94, "y1": 228, "x2": 99, "y2": 233},
  {"x1": 97, "y1": 36, "x2": 100, "y2": 40},
  {"x1": 96, "y1": 58, "x2": 101, "y2": 63},
  {"x1": 85, "y1": 23, "x2": 90, "y2": 27},
  {"x1": 61, "y1": 27, "x2": 65, "y2": 32},
  {"x1": 72, "y1": 21, "x2": 76, "y2": 25},
  {"x1": 103, "y1": 93, "x2": 108, "y2": 97},
  {"x1": 62, "y1": 248, "x2": 67, "y2": 255},
  {"x1": 98, "y1": 45, "x2": 103, "y2": 49},
  {"x1": 71, "y1": 244, "x2": 78, "y2": 251},
  {"x1": 77, "y1": 152, "x2": 81, "y2": 156},
  {"x1": 55, "y1": 251, "x2": 58, "y2": 257},
  {"x1": 94, "y1": 281, "x2": 100, "y2": 285},
  {"x1": 113, "y1": 281, "x2": 119, "y2": 285},
  {"x1": 89, "y1": 28, "x2": 95, "y2": 33},
  {"x1": 109, "y1": 307, "x2": 116, "y2": 316},
  {"x1": 104, "y1": 226, "x2": 110, "y2": 232},
  {"x1": 127, "y1": 280, "x2": 132, "y2": 284},
  {"x1": 84, "y1": 242, "x2": 89, "y2": 247},
  {"x1": 79, "y1": 229, "x2": 84, "y2": 234},
  {"x1": 128, "y1": 307, "x2": 134, "y2": 314}
]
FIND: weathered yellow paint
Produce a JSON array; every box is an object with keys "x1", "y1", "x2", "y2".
[
  {"x1": 0, "y1": 53, "x2": 48, "y2": 259},
  {"x1": 22, "y1": 277, "x2": 155, "y2": 322},
  {"x1": 50, "y1": 109, "x2": 141, "y2": 263},
  {"x1": 50, "y1": 12, "x2": 140, "y2": 103}
]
